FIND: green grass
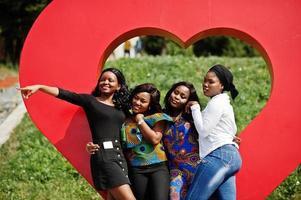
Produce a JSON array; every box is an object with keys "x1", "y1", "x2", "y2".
[
  {"x1": 267, "y1": 166, "x2": 301, "y2": 200},
  {"x1": 0, "y1": 115, "x2": 101, "y2": 200},
  {"x1": 0, "y1": 55, "x2": 300, "y2": 199}
]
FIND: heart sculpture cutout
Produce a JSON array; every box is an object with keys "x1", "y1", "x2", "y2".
[{"x1": 19, "y1": 0, "x2": 301, "y2": 199}]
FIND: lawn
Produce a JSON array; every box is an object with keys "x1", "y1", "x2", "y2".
[{"x1": 0, "y1": 55, "x2": 300, "y2": 199}]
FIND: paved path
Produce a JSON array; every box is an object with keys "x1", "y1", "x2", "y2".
[
  {"x1": 0, "y1": 75, "x2": 27, "y2": 146},
  {"x1": 0, "y1": 76, "x2": 18, "y2": 89}
]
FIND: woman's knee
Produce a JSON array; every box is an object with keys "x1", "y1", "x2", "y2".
[{"x1": 109, "y1": 184, "x2": 136, "y2": 200}]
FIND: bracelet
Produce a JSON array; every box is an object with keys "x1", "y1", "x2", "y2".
[{"x1": 137, "y1": 119, "x2": 144, "y2": 125}]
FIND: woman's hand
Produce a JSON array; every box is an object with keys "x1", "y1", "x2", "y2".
[
  {"x1": 135, "y1": 114, "x2": 144, "y2": 124},
  {"x1": 185, "y1": 101, "x2": 199, "y2": 113},
  {"x1": 134, "y1": 113, "x2": 164, "y2": 145},
  {"x1": 17, "y1": 84, "x2": 59, "y2": 98},
  {"x1": 233, "y1": 136, "x2": 242, "y2": 145},
  {"x1": 17, "y1": 85, "x2": 41, "y2": 99},
  {"x1": 86, "y1": 142, "x2": 100, "y2": 154}
]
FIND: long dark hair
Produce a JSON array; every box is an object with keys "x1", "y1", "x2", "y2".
[
  {"x1": 129, "y1": 83, "x2": 162, "y2": 115},
  {"x1": 164, "y1": 81, "x2": 200, "y2": 122},
  {"x1": 91, "y1": 67, "x2": 130, "y2": 112}
]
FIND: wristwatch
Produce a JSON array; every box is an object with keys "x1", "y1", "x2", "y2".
[{"x1": 137, "y1": 119, "x2": 144, "y2": 125}]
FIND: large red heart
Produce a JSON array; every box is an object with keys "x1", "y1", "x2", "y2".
[{"x1": 19, "y1": 0, "x2": 301, "y2": 199}]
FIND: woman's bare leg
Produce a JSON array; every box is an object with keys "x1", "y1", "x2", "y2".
[{"x1": 107, "y1": 184, "x2": 136, "y2": 200}]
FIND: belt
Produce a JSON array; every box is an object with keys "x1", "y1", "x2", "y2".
[
  {"x1": 95, "y1": 139, "x2": 121, "y2": 150},
  {"x1": 134, "y1": 161, "x2": 167, "y2": 169}
]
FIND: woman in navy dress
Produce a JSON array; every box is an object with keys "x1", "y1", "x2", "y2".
[{"x1": 162, "y1": 81, "x2": 201, "y2": 200}]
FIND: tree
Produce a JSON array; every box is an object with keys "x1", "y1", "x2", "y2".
[
  {"x1": 192, "y1": 36, "x2": 260, "y2": 57},
  {"x1": 0, "y1": 0, "x2": 51, "y2": 64},
  {"x1": 192, "y1": 36, "x2": 229, "y2": 57},
  {"x1": 141, "y1": 36, "x2": 165, "y2": 56}
]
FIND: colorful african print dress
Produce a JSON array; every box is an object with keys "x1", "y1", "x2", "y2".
[
  {"x1": 163, "y1": 117, "x2": 200, "y2": 200},
  {"x1": 121, "y1": 113, "x2": 173, "y2": 166}
]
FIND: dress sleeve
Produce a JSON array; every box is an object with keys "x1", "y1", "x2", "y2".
[
  {"x1": 144, "y1": 113, "x2": 173, "y2": 127},
  {"x1": 191, "y1": 100, "x2": 224, "y2": 138},
  {"x1": 122, "y1": 113, "x2": 173, "y2": 149},
  {"x1": 56, "y1": 88, "x2": 90, "y2": 107}
]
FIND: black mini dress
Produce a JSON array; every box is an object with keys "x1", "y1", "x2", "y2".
[{"x1": 57, "y1": 88, "x2": 130, "y2": 190}]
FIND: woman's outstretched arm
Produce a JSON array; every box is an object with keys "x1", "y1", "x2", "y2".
[{"x1": 19, "y1": 85, "x2": 90, "y2": 107}]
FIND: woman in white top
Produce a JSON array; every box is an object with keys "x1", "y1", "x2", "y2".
[{"x1": 185, "y1": 64, "x2": 242, "y2": 200}]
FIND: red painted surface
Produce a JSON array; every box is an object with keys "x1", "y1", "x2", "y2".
[{"x1": 19, "y1": 0, "x2": 301, "y2": 199}]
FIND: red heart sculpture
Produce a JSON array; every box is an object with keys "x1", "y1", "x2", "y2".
[{"x1": 19, "y1": 0, "x2": 301, "y2": 199}]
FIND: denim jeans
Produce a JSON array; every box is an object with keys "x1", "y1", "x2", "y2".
[{"x1": 185, "y1": 144, "x2": 242, "y2": 200}]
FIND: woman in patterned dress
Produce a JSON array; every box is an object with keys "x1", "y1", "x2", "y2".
[
  {"x1": 162, "y1": 81, "x2": 201, "y2": 200},
  {"x1": 121, "y1": 83, "x2": 173, "y2": 200}
]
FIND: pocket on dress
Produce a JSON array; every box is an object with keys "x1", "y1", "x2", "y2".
[{"x1": 101, "y1": 149, "x2": 119, "y2": 162}]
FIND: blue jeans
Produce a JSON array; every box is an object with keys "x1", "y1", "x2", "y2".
[{"x1": 186, "y1": 145, "x2": 242, "y2": 200}]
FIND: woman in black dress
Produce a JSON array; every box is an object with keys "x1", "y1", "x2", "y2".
[{"x1": 19, "y1": 68, "x2": 136, "y2": 200}]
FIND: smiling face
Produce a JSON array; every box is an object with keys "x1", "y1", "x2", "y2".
[
  {"x1": 169, "y1": 85, "x2": 190, "y2": 110},
  {"x1": 98, "y1": 71, "x2": 120, "y2": 95},
  {"x1": 203, "y1": 71, "x2": 224, "y2": 97},
  {"x1": 131, "y1": 92, "x2": 151, "y2": 114}
]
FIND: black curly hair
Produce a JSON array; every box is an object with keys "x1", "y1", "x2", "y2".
[{"x1": 91, "y1": 67, "x2": 130, "y2": 113}]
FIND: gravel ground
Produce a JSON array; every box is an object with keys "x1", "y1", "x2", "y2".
[{"x1": 0, "y1": 83, "x2": 22, "y2": 125}]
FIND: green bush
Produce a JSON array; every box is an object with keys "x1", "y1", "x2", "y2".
[
  {"x1": 138, "y1": 35, "x2": 260, "y2": 57},
  {"x1": 192, "y1": 36, "x2": 260, "y2": 57},
  {"x1": 141, "y1": 36, "x2": 165, "y2": 55},
  {"x1": 223, "y1": 37, "x2": 260, "y2": 57},
  {"x1": 165, "y1": 39, "x2": 194, "y2": 56},
  {"x1": 193, "y1": 36, "x2": 229, "y2": 57}
]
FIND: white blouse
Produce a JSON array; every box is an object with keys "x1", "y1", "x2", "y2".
[{"x1": 191, "y1": 93, "x2": 238, "y2": 158}]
